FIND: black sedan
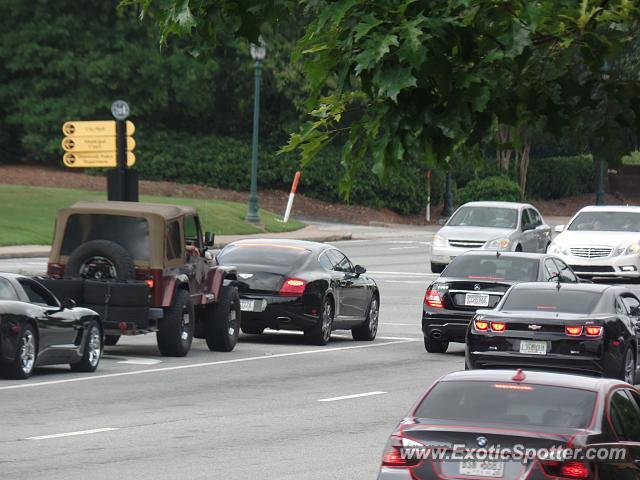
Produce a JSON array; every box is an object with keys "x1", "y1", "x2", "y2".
[
  {"x1": 0, "y1": 273, "x2": 102, "y2": 379},
  {"x1": 378, "y1": 369, "x2": 640, "y2": 479},
  {"x1": 423, "y1": 251, "x2": 579, "y2": 353},
  {"x1": 466, "y1": 282, "x2": 640, "y2": 383},
  {"x1": 216, "y1": 239, "x2": 379, "y2": 345}
]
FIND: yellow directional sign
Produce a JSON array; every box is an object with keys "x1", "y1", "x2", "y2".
[
  {"x1": 61, "y1": 136, "x2": 135, "y2": 152},
  {"x1": 61, "y1": 120, "x2": 135, "y2": 137},
  {"x1": 63, "y1": 152, "x2": 136, "y2": 168}
]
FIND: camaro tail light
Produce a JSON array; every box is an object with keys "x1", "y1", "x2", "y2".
[
  {"x1": 424, "y1": 288, "x2": 443, "y2": 309},
  {"x1": 381, "y1": 434, "x2": 425, "y2": 468},
  {"x1": 279, "y1": 278, "x2": 306, "y2": 296},
  {"x1": 474, "y1": 319, "x2": 489, "y2": 331},
  {"x1": 585, "y1": 326, "x2": 603, "y2": 337},
  {"x1": 491, "y1": 321, "x2": 506, "y2": 332},
  {"x1": 565, "y1": 325, "x2": 583, "y2": 336},
  {"x1": 541, "y1": 460, "x2": 590, "y2": 479}
]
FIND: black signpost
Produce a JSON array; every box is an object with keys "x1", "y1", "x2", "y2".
[{"x1": 107, "y1": 100, "x2": 139, "y2": 202}]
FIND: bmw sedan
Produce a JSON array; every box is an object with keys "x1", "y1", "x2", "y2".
[
  {"x1": 378, "y1": 369, "x2": 640, "y2": 479},
  {"x1": 466, "y1": 282, "x2": 640, "y2": 383},
  {"x1": 215, "y1": 239, "x2": 379, "y2": 345},
  {"x1": 430, "y1": 201, "x2": 551, "y2": 273},
  {"x1": 423, "y1": 251, "x2": 579, "y2": 353},
  {"x1": 0, "y1": 273, "x2": 103, "y2": 379}
]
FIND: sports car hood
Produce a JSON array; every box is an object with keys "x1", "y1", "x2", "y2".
[
  {"x1": 554, "y1": 230, "x2": 640, "y2": 248},
  {"x1": 438, "y1": 226, "x2": 516, "y2": 242}
]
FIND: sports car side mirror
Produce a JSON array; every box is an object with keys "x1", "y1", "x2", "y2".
[
  {"x1": 354, "y1": 265, "x2": 366, "y2": 276},
  {"x1": 61, "y1": 298, "x2": 76, "y2": 310}
]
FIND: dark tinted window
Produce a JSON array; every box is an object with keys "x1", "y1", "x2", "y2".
[
  {"x1": 166, "y1": 221, "x2": 182, "y2": 260},
  {"x1": 0, "y1": 278, "x2": 18, "y2": 301},
  {"x1": 217, "y1": 243, "x2": 311, "y2": 268},
  {"x1": 610, "y1": 390, "x2": 640, "y2": 441},
  {"x1": 443, "y1": 256, "x2": 538, "y2": 282},
  {"x1": 326, "y1": 250, "x2": 354, "y2": 273},
  {"x1": 529, "y1": 209, "x2": 543, "y2": 226},
  {"x1": 415, "y1": 381, "x2": 596, "y2": 429},
  {"x1": 568, "y1": 211, "x2": 640, "y2": 232},
  {"x1": 319, "y1": 251, "x2": 333, "y2": 270},
  {"x1": 184, "y1": 215, "x2": 199, "y2": 240},
  {"x1": 543, "y1": 259, "x2": 560, "y2": 281},
  {"x1": 623, "y1": 295, "x2": 640, "y2": 314},
  {"x1": 448, "y1": 207, "x2": 518, "y2": 229},
  {"x1": 502, "y1": 289, "x2": 601, "y2": 314},
  {"x1": 18, "y1": 280, "x2": 57, "y2": 307},
  {"x1": 553, "y1": 259, "x2": 578, "y2": 283},
  {"x1": 521, "y1": 209, "x2": 532, "y2": 228},
  {"x1": 61, "y1": 214, "x2": 149, "y2": 261}
]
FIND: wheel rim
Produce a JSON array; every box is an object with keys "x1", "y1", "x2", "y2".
[
  {"x1": 180, "y1": 307, "x2": 191, "y2": 341},
  {"x1": 79, "y1": 256, "x2": 117, "y2": 280},
  {"x1": 228, "y1": 308, "x2": 237, "y2": 337},
  {"x1": 625, "y1": 349, "x2": 635, "y2": 384},
  {"x1": 369, "y1": 298, "x2": 379, "y2": 336},
  {"x1": 20, "y1": 330, "x2": 36, "y2": 374},
  {"x1": 88, "y1": 326, "x2": 101, "y2": 367},
  {"x1": 321, "y1": 301, "x2": 333, "y2": 341}
]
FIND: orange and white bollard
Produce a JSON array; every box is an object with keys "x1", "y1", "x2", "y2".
[{"x1": 283, "y1": 171, "x2": 301, "y2": 223}]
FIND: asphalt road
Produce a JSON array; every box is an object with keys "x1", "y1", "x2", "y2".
[{"x1": 0, "y1": 231, "x2": 470, "y2": 480}]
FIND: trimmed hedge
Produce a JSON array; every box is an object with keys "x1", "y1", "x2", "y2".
[
  {"x1": 525, "y1": 155, "x2": 594, "y2": 199},
  {"x1": 457, "y1": 176, "x2": 521, "y2": 204}
]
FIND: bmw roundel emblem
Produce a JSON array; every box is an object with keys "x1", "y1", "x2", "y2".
[
  {"x1": 474, "y1": 284, "x2": 481, "y2": 291},
  {"x1": 476, "y1": 436, "x2": 488, "y2": 447}
]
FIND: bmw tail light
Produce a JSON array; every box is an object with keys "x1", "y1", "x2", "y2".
[
  {"x1": 279, "y1": 278, "x2": 306, "y2": 296},
  {"x1": 381, "y1": 434, "x2": 425, "y2": 468},
  {"x1": 424, "y1": 288, "x2": 443, "y2": 308},
  {"x1": 565, "y1": 326, "x2": 583, "y2": 336},
  {"x1": 585, "y1": 326, "x2": 603, "y2": 337},
  {"x1": 474, "y1": 319, "x2": 490, "y2": 331},
  {"x1": 541, "y1": 460, "x2": 590, "y2": 479}
]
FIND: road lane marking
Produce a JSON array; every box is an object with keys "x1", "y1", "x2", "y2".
[
  {"x1": 318, "y1": 391, "x2": 387, "y2": 402},
  {"x1": 116, "y1": 358, "x2": 163, "y2": 365},
  {"x1": 377, "y1": 280, "x2": 426, "y2": 284},
  {"x1": 332, "y1": 334, "x2": 418, "y2": 341},
  {"x1": 25, "y1": 428, "x2": 119, "y2": 440},
  {"x1": 368, "y1": 271, "x2": 435, "y2": 276},
  {"x1": 389, "y1": 246, "x2": 420, "y2": 250},
  {"x1": 0, "y1": 339, "x2": 414, "y2": 391},
  {"x1": 381, "y1": 323, "x2": 416, "y2": 326}
]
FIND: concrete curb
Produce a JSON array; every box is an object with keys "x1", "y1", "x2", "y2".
[
  {"x1": 0, "y1": 247, "x2": 51, "y2": 259},
  {"x1": 213, "y1": 233, "x2": 352, "y2": 249}
]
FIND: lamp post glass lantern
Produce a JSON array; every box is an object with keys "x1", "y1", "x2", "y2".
[{"x1": 245, "y1": 40, "x2": 266, "y2": 223}]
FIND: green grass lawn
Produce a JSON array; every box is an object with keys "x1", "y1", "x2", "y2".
[{"x1": 0, "y1": 184, "x2": 305, "y2": 246}]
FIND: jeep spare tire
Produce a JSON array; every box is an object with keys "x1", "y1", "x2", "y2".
[{"x1": 66, "y1": 240, "x2": 135, "y2": 281}]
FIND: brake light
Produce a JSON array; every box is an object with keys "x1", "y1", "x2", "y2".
[
  {"x1": 474, "y1": 319, "x2": 489, "y2": 331},
  {"x1": 494, "y1": 383, "x2": 533, "y2": 391},
  {"x1": 565, "y1": 326, "x2": 583, "y2": 336},
  {"x1": 145, "y1": 278, "x2": 155, "y2": 289},
  {"x1": 381, "y1": 434, "x2": 424, "y2": 468},
  {"x1": 279, "y1": 278, "x2": 306, "y2": 296},
  {"x1": 491, "y1": 321, "x2": 506, "y2": 332},
  {"x1": 424, "y1": 288, "x2": 443, "y2": 308},
  {"x1": 560, "y1": 461, "x2": 590, "y2": 478},
  {"x1": 585, "y1": 326, "x2": 603, "y2": 337}
]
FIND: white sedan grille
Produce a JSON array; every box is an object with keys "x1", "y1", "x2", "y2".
[
  {"x1": 449, "y1": 239, "x2": 485, "y2": 248},
  {"x1": 569, "y1": 247, "x2": 612, "y2": 258}
]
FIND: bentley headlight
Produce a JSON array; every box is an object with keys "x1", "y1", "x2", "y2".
[
  {"x1": 485, "y1": 237, "x2": 510, "y2": 250},
  {"x1": 432, "y1": 234, "x2": 448, "y2": 248}
]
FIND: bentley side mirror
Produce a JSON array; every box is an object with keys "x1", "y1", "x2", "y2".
[
  {"x1": 204, "y1": 231, "x2": 215, "y2": 247},
  {"x1": 354, "y1": 265, "x2": 367, "y2": 276},
  {"x1": 61, "y1": 298, "x2": 76, "y2": 310}
]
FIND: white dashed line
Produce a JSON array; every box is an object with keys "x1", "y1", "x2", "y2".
[
  {"x1": 26, "y1": 428, "x2": 119, "y2": 441},
  {"x1": 318, "y1": 391, "x2": 387, "y2": 402}
]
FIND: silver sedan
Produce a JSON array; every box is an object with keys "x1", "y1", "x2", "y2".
[{"x1": 430, "y1": 201, "x2": 551, "y2": 273}]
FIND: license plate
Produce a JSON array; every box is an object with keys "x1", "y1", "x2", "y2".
[
  {"x1": 240, "y1": 299, "x2": 255, "y2": 312},
  {"x1": 520, "y1": 340, "x2": 547, "y2": 355},
  {"x1": 465, "y1": 293, "x2": 490, "y2": 307},
  {"x1": 460, "y1": 460, "x2": 504, "y2": 477}
]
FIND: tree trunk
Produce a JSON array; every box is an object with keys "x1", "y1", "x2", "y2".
[
  {"x1": 497, "y1": 124, "x2": 512, "y2": 171},
  {"x1": 519, "y1": 141, "x2": 531, "y2": 201}
]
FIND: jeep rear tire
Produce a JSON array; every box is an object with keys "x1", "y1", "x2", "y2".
[
  {"x1": 66, "y1": 240, "x2": 135, "y2": 281},
  {"x1": 156, "y1": 289, "x2": 194, "y2": 357},
  {"x1": 205, "y1": 285, "x2": 240, "y2": 352}
]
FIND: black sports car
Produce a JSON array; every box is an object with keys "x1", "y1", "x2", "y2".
[
  {"x1": 466, "y1": 282, "x2": 640, "y2": 382},
  {"x1": 378, "y1": 369, "x2": 640, "y2": 479},
  {"x1": 0, "y1": 273, "x2": 103, "y2": 379},
  {"x1": 423, "y1": 251, "x2": 580, "y2": 353},
  {"x1": 215, "y1": 239, "x2": 380, "y2": 345}
]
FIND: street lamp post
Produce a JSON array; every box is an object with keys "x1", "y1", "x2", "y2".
[{"x1": 245, "y1": 40, "x2": 266, "y2": 223}]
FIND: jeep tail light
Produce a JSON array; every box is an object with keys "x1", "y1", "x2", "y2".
[
  {"x1": 424, "y1": 288, "x2": 443, "y2": 308},
  {"x1": 474, "y1": 319, "x2": 489, "y2": 331},
  {"x1": 491, "y1": 321, "x2": 506, "y2": 332},
  {"x1": 145, "y1": 277, "x2": 155, "y2": 289},
  {"x1": 565, "y1": 326, "x2": 583, "y2": 336},
  {"x1": 381, "y1": 434, "x2": 424, "y2": 468},
  {"x1": 585, "y1": 326, "x2": 602, "y2": 337},
  {"x1": 279, "y1": 278, "x2": 306, "y2": 296}
]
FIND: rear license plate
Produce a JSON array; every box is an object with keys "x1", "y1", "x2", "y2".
[
  {"x1": 460, "y1": 460, "x2": 504, "y2": 477},
  {"x1": 465, "y1": 293, "x2": 490, "y2": 307},
  {"x1": 520, "y1": 340, "x2": 547, "y2": 355},
  {"x1": 240, "y1": 299, "x2": 255, "y2": 312}
]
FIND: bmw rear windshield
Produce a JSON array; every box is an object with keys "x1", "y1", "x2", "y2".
[
  {"x1": 217, "y1": 243, "x2": 311, "y2": 268},
  {"x1": 501, "y1": 289, "x2": 600, "y2": 314},
  {"x1": 415, "y1": 380, "x2": 596, "y2": 429},
  {"x1": 443, "y1": 256, "x2": 539, "y2": 281}
]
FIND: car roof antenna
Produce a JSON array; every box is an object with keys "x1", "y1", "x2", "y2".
[
  {"x1": 496, "y1": 250, "x2": 501, "y2": 259},
  {"x1": 555, "y1": 272, "x2": 561, "y2": 291}
]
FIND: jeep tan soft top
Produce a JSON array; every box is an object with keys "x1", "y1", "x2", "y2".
[{"x1": 50, "y1": 201, "x2": 198, "y2": 267}]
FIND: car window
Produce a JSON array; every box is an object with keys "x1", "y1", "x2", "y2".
[
  {"x1": 217, "y1": 243, "x2": 311, "y2": 268},
  {"x1": 327, "y1": 249, "x2": 354, "y2": 273},
  {"x1": 184, "y1": 215, "x2": 200, "y2": 243},
  {"x1": 18, "y1": 279, "x2": 58, "y2": 307},
  {"x1": 529, "y1": 209, "x2": 543, "y2": 227},
  {"x1": 0, "y1": 278, "x2": 18, "y2": 301},
  {"x1": 318, "y1": 251, "x2": 333, "y2": 270},
  {"x1": 616, "y1": 296, "x2": 630, "y2": 316},
  {"x1": 609, "y1": 390, "x2": 640, "y2": 441},
  {"x1": 544, "y1": 259, "x2": 560, "y2": 281},
  {"x1": 502, "y1": 289, "x2": 600, "y2": 314},
  {"x1": 442, "y1": 255, "x2": 539, "y2": 282},
  {"x1": 521, "y1": 209, "x2": 532, "y2": 228},
  {"x1": 568, "y1": 211, "x2": 640, "y2": 232},
  {"x1": 623, "y1": 295, "x2": 640, "y2": 315},
  {"x1": 553, "y1": 259, "x2": 578, "y2": 283},
  {"x1": 447, "y1": 207, "x2": 518, "y2": 229},
  {"x1": 165, "y1": 221, "x2": 182, "y2": 260}
]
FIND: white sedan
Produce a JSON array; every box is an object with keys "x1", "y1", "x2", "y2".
[
  {"x1": 429, "y1": 201, "x2": 551, "y2": 273},
  {"x1": 548, "y1": 205, "x2": 640, "y2": 278}
]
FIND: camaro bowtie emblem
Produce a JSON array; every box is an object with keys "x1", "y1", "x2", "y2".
[
  {"x1": 473, "y1": 284, "x2": 481, "y2": 291},
  {"x1": 476, "y1": 436, "x2": 488, "y2": 447},
  {"x1": 528, "y1": 324, "x2": 543, "y2": 330},
  {"x1": 238, "y1": 273, "x2": 254, "y2": 279}
]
